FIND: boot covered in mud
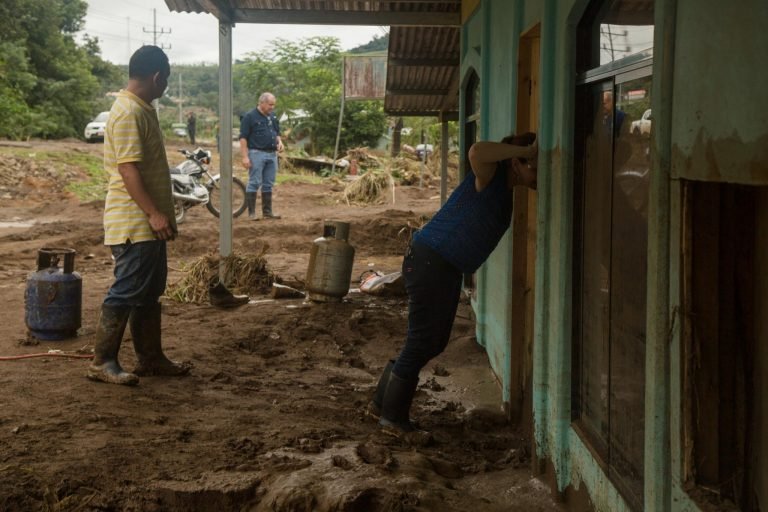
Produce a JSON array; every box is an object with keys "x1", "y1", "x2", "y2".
[
  {"x1": 246, "y1": 192, "x2": 258, "y2": 220},
  {"x1": 379, "y1": 371, "x2": 420, "y2": 433},
  {"x1": 130, "y1": 302, "x2": 191, "y2": 377},
  {"x1": 87, "y1": 304, "x2": 139, "y2": 386},
  {"x1": 209, "y1": 281, "x2": 249, "y2": 308},
  {"x1": 261, "y1": 191, "x2": 281, "y2": 219},
  {"x1": 366, "y1": 359, "x2": 396, "y2": 420}
]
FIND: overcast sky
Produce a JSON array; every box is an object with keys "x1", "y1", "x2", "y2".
[{"x1": 77, "y1": 0, "x2": 386, "y2": 65}]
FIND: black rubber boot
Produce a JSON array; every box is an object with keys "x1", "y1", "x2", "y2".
[
  {"x1": 209, "y1": 281, "x2": 249, "y2": 308},
  {"x1": 130, "y1": 302, "x2": 191, "y2": 377},
  {"x1": 378, "y1": 371, "x2": 419, "y2": 433},
  {"x1": 246, "y1": 192, "x2": 258, "y2": 220},
  {"x1": 366, "y1": 359, "x2": 396, "y2": 420},
  {"x1": 262, "y1": 192, "x2": 281, "y2": 219},
  {"x1": 87, "y1": 304, "x2": 139, "y2": 386}
]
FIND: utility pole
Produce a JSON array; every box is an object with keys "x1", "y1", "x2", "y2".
[
  {"x1": 143, "y1": 9, "x2": 171, "y2": 113},
  {"x1": 143, "y1": 8, "x2": 171, "y2": 48}
]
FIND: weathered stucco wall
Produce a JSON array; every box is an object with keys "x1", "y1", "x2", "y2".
[
  {"x1": 472, "y1": 0, "x2": 517, "y2": 401},
  {"x1": 670, "y1": 0, "x2": 768, "y2": 185}
]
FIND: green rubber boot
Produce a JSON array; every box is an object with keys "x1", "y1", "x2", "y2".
[{"x1": 87, "y1": 304, "x2": 139, "y2": 386}]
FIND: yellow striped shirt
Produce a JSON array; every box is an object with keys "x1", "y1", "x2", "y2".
[{"x1": 103, "y1": 90, "x2": 176, "y2": 245}]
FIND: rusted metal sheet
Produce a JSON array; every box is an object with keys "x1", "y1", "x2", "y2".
[{"x1": 344, "y1": 56, "x2": 387, "y2": 100}]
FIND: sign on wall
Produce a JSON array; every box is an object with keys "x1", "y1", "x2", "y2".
[{"x1": 343, "y1": 56, "x2": 387, "y2": 100}]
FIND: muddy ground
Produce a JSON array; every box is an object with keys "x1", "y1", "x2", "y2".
[{"x1": 0, "y1": 140, "x2": 565, "y2": 511}]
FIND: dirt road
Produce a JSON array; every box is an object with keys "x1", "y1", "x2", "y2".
[{"x1": 0, "y1": 140, "x2": 563, "y2": 511}]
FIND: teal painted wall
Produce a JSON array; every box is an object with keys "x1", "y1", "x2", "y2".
[
  {"x1": 670, "y1": 0, "x2": 768, "y2": 185},
  {"x1": 465, "y1": 0, "x2": 767, "y2": 510},
  {"x1": 472, "y1": 0, "x2": 521, "y2": 406}
]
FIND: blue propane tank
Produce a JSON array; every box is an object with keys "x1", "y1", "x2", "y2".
[
  {"x1": 25, "y1": 248, "x2": 82, "y2": 340},
  {"x1": 305, "y1": 221, "x2": 355, "y2": 302}
]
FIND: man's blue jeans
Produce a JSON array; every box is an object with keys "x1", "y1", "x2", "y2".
[
  {"x1": 247, "y1": 149, "x2": 278, "y2": 193},
  {"x1": 392, "y1": 240, "x2": 463, "y2": 381},
  {"x1": 104, "y1": 240, "x2": 167, "y2": 307}
]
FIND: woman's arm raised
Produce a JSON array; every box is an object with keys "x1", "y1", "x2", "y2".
[{"x1": 468, "y1": 140, "x2": 537, "y2": 191}]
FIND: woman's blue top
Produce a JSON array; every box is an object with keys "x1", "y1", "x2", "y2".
[{"x1": 412, "y1": 164, "x2": 513, "y2": 273}]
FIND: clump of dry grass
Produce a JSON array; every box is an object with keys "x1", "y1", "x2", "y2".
[
  {"x1": 343, "y1": 169, "x2": 395, "y2": 205},
  {"x1": 0, "y1": 464, "x2": 99, "y2": 511},
  {"x1": 165, "y1": 247, "x2": 276, "y2": 304}
]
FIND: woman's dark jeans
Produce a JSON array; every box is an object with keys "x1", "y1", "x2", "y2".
[{"x1": 392, "y1": 241, "x2": 463, "y2": 381}]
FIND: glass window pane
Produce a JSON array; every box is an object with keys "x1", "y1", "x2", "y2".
[
  {"x1": 579, "y1": 81, "x2": 614, "y2": 445},
  {"x1": 608, "y1": 75, "x2": 651, "y2": 505}
]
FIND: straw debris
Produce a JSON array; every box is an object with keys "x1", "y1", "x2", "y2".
[
  {"x1": 343, "y1": 169, "x2": 395, "y2": 205},
  {"x1": 165, "y1": 248, "x2": 276, "y2": 304}
]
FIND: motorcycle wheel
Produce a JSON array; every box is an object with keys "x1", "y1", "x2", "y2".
[
  {"x1": 205, "y1": 176, "x2": 248, "y2": 218},
  {"x1": 174, "y1": 199, "x2": 187, "y2": 224}
]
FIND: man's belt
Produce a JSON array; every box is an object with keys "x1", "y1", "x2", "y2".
[{"x1": 251, "y1": 147, "x2": 276, "y2": 151}]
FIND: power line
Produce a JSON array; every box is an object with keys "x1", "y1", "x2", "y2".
[{"x1": 85, "y1": 10, "x2": 145, "y2": 29}]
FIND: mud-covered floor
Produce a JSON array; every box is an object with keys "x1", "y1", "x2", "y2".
[{"x1": 0, "y1": 140, "x2": 565, "y2": 511}]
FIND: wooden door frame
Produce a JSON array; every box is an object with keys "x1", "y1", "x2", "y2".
[{"x1": 508, "y1": 23, "x2": 540, "y2": 427}]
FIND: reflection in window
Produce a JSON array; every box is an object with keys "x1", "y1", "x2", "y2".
[
  {"x1": 578, "y1": 0, "x2": 654, "y2": 71},
  {"x1": 599, "y1": 24, "x2": 653, "y2": 66}
]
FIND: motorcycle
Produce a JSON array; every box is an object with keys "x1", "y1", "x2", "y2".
[{"x1": 170, "y1": 148, "x2": 247, "y2": 224}]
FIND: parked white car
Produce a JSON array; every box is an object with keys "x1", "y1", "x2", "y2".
[
  {"x1": 84, "y1": 111, "x2": 109, "y2": 143},
  {"x1": 631, "y1": 109, "x2": 652, "y2": 136},
  {"x1": 171, "y1": 123, "x2": 188, "y2": 138}
]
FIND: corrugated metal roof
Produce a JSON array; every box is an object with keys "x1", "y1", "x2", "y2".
[
  {"x1": 165, "y1": 0, "x2": 460, "y2": 20},
  {"x1": 385, "y1": 25, "x2": 459, "y2": 117},
  {"x1": 164, "y1": 0, "x2": 460, "y2": 117}
]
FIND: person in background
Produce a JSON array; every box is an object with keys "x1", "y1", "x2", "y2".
[
  {"x1": 187, "y1": 111, "x2": 197, "y2": 146},
  {"x1": 87, "y1": 45, "x2": 191, "y2": 386},
  {"x1": 368, "y1": 132, "x2": 538, "y2": 436},
  {"x1": 239, "y1": 92, "x2": 284, "y2": 220},
  {"x1": 214, "y1": 120, "x2": 220, "y2": 154}
]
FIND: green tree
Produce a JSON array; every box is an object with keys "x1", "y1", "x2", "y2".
[
  {"x1": 0, "y1": 42, "x2": 36, "y2": 139},
  {"x1": 0, "y1": 0, "x2": 110, "y2": 139},
  {"x1": 81, "y1": 35, "x2": 123, "y2": 112}
]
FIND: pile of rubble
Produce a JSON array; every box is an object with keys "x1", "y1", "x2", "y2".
[{"x1": 0, "y1": 155, "x2": 83, "y2": 202}]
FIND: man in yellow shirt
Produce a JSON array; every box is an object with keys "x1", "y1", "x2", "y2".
[{"x1": 87, "y1": 45, "x2": 190, "y2": 386}]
